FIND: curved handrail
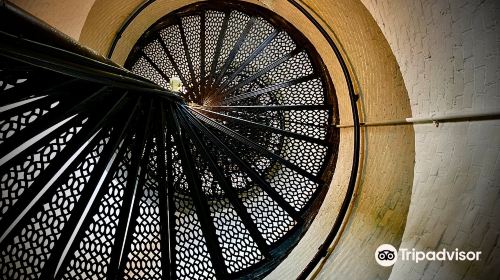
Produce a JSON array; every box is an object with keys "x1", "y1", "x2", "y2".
[
  {"x1": 0, "y1": 1, "x2": 182, "y2": 102},
  {"x1": 107, "y1": 0, "x2": 156, "y2": 58},
  {"x1": 285, "y1": 1, "x2": 360, "y2": 279}
]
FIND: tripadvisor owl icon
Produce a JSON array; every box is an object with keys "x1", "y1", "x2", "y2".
[{"x1": 375, "y1": 244, "x2": 398, "y2": 267}]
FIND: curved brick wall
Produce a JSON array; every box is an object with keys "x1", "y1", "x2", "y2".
[{"x1": 361, "y1": 1, "x2": 500, "y2": 279}]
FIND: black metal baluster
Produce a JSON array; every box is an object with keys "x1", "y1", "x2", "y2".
[
  {"x1": 116, "y1": 139, "x2": 155, "y2": 279},
  {"x1": 156, "y1": 36, "x2": 191, "y2": 96},
  {"x1": 221, "y1": 74, "x2": 315, "y2": 104},
  {"x1": 169, "y1": 104, "x2": 228, "y2": 279},
  {"x1": 201, "y1": 104, "x2": 329, "y2": 111},
  {"x1": 189, "y1": 109, "x2": 321, "y2": 182},
  {"x1": 177, "y1": 17, "x2": 198, "y2": 100},
  {"x1": 165, "y1": 103, "x2": 177, "y2": 280},
  {"x1": 181, "y1": 107, "x2": 300, "y2": 221},
  {"x1": 203, "y1": 104, "x2": 332, "y2": 132},
  {"x1": 156, "y1": 101, "x2": 176, "y2": 280},
  {"x1": 208, "y1": 12, "x2": 230, "y2": 87},
  {"x1": 216, "y1": 29, "x2": 279, "y2": 92},
  {"x1": 212, "y1": 17, "x2": 256, "y2": 87},
  {"x1": 41, "y1": 98, "x2": 141, "y2": 280},
  {"x1": 177, "y1": 109, "x2": 271, "y2": 258},
  {"x1": 107, "y1": 101, "x2": 154, "y2": 280},
  {"x1": 0, "y1": 92, "x2": 129, "y2": 247},
  {"x1": 198, "y1": 11, "x2": 206, "y2": 102},
  {"x1": 141, "y1": 50, "x2": 171, "y2": 85},
  {"x1": 193, "y1": 107, "x2": 328, "y2": 146},
  {"x1": 220, "y1": 48, "x2": 301, "y2": 97}
]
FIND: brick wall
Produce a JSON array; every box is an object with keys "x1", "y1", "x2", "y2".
[
  {"x1": 290, "y1": 1, "x2": 416, "y2": 278},
  {"x1": 360, "y1": 0, "x2": 500, "y2": 279}
]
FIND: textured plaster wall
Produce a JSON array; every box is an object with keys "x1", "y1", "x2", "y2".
[
  {"x1": 10, "y1": 0, "x2": 95, "y2": 40},
  {"x1": 360, "y1": 0, "x2": 500, "y2": 279}
]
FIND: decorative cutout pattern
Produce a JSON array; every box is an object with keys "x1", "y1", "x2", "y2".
[
  {"x1": 62, "y1": 147, "x2": 132, "y2": 280},
  {"x1": 0, "y1": 120, "x2": 84, "y2": 220},
  {"x1": 0, "y1": 132, "x2": 110, "y2": 279}
]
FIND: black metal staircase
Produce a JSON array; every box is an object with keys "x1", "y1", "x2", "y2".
[{"x1": 0, "y1": 1, "x2": 340, "y2": 279}]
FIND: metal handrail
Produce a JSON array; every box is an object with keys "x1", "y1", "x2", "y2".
[
  {"x1": 0, "y1": 0, "x2": 182, "y2": 102},
  {"x1": 1, "y1": 0, "x2": 119, "y2": 67},
  {"x1": 286, "y1": 1, "x2": 361, "y2": 279},
  {"x1": 337, "y1": 110, "x2": 500, "y2": 128},
  {"x1": 107, "y1": 0, "x2": 156, "y2": 58}
]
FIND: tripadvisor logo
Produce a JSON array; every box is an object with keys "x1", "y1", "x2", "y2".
[
  {"x1": 375, "y1": 244, "x2": 398, "y2": 267},
  {"x1": 375, "y1": 244, "x2": 482, "y2": 267}
]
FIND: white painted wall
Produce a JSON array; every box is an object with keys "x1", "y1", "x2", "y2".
[{"x1": 360, "y1": 0, "x2": 500, "y2": 279}]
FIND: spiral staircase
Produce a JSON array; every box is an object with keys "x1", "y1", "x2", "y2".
[{"x1": 0, "y1": 1, "x2": 343, "y2": 279}]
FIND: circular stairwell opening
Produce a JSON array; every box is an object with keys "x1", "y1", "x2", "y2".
[
  {"x1": 0, "y1": 1, "x2": 344, "y2": 280},
  {"x1": 124, "y1": 1, "x2": 340, "y2": 278}
]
